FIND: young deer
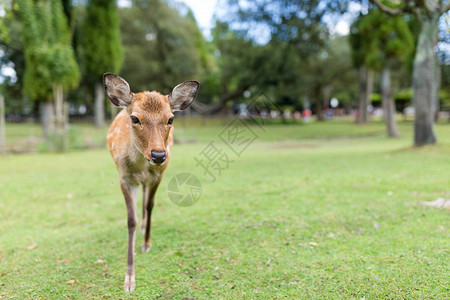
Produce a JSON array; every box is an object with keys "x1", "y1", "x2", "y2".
[{"x1": 103, "y1": 73, "x2": 199, "y2": 292}]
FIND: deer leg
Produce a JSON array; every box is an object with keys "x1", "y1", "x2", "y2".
[
  {"x1": 120, "y1": 181, "x2": 138, "y2": 293},
  {"x1": 140, "y1": 185, "x2": 148, "y2": 233},
  {"x1": 141, "y1": 181, "x2": 159, "y2": 253}
]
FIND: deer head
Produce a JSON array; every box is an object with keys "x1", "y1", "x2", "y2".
[{"x1": 103, "y1": 73, "x2": 199, "y2": 165}]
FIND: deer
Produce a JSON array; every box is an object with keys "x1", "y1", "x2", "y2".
[{"x1": 103, "y1": 73, "x2": 199, "y2": 292}]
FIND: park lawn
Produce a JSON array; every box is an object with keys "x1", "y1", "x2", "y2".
[
  {"x1": 4, "y1": 116, "x2": 401, "y2": 152},
  {"x1": 0, "y1": 120, "x2": 449, "y2": 299}
]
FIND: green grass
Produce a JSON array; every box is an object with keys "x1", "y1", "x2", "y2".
[
  {"x1": 4, "y1": 122, "x2": 107, "y2": 153},
  {"x1": 3, "y1": 116, "x2": 409, "y2": 152},
  {"x1": 0, "y1": 119, "x2": 449, "y2": 299}
]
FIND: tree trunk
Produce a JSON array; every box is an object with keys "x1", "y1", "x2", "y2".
[
  {"x1": 315, "y1": 84, "x2": 324, "y2": 121},
  {"x1": 40, "y1": 101, "x2": 54, "y2": 137},
  {"x1": 53, "y1": 84, "x2": 67, "y2": 152},
  {"x1": 434, "y1": 57, "x2": 441, "y2": 122},
  {"x1": 323, "y1": 86, "x2": 331, "y2": 118},
  {"x1": 356, "y1": 65, "x2": 366, "y2": 123},
  {"x1": 381, "y1": 67, "x2": 400, "y2": 138},
  {"x1": 413, "y1": 17, "x2": 438, "y2": 146},
  {"x1": 0, "y1": 95, "x2": 5, "y2": 154},
  {"x1": 356, "y1": 66, "x2": 373, "y2": 124},
  {"x1": 54, "y1": 84, "x2": 63, "y2": 130},
  {"x1": 366, "y1": 69, "x2": 374, "y2": 116},
  {"x1": 94, "y1": 82, "x2": 105, "y2": 127}
]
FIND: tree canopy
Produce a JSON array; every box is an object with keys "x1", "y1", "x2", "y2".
[
  {"x1": 118, "y1": 0, "x2": 208, "y2": 95},
  {"x1": 18, "y1": 0, "x2": 79, "y2": 102},
  {"x1": 80, "y1": 0, "x2": 123, "y2": 83},
  {"x1": 351, "y1": 9, "x2": 414, "y2": 71}
]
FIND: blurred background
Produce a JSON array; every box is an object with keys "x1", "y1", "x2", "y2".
[
  {"x1": 1, "y1": 1, "x2": 450, "y2": 298},
  {"x1": 0, "y1": 0, "x2": 449, "y2": 152}
]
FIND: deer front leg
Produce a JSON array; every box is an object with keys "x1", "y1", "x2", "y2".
[
  {"x1": 120, "y1": 181, "x2": 138, "y2": 292},
  {"x1": 141, "y1": 181, "x2": 159, "y2": 253},
  {"x1": 140, "y1": 185, "x2": 149, "y2": 234}
]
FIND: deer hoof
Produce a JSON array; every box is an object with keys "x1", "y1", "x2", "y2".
[
  {"x1": 141, "y1": 245, "x2": 152, "y2": 253},
  {"x1": 141, "y1": 244, "x2": 152, "y2": 253},
  {"x1": 124, "y1": 285, "x2": 135, "y2": 293},
  {"x1": 124, "y1": 273, "x2": 136, "y2": 292}
]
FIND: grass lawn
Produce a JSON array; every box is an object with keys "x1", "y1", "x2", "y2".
[{"x1": 0, "y1": 119, "x2": 449, "y2": 299}]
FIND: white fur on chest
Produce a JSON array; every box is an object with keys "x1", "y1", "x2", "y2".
[{"x1": 119, "y1": 146, "x2": 163, "y2": 186}]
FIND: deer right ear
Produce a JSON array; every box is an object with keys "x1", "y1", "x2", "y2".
[
  {"x1": 103, "y1": 73, "x2": 133, "y2": 107},
  {"x1": 168, "y1": 81, "x2": 200, "y2": 111}
]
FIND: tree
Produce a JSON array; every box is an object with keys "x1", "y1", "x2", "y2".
[
  {"x1": 0, "y1": 4, "x2": 26, "y2": 117},
  {"x1": 80, "y1": 0, "x2": 123, "y2": 127},
  {"x1": 0, "y1": 93, "x2": 5, "y2": 154},
  {"x1": 0, "y1": 2, "x2": 11, "y2": 154},
  {"x1": 350, "y1": 16, "x2": 375, "y2": 124},
  {"x1": 190, "y1": 21, "x2": 266, "y2": 115},
  {"x1": 301, "y1": 36, "x2": 357, "y2": 121},
  {"x1": 370, "y1": 0, "x2": 450, "y2": 146},
  {"x1": 193, "y1": 0, "x2": 348, "y2": 117},
  {"x1": 18, "y1": 0, "x2": 80, "y2": 141},
  {"x1": 351, "y1": 9, "x2": 414, "y2": 137},
  {"x1": 119, "y1": 0, "x2": 203, "y2": 92}
]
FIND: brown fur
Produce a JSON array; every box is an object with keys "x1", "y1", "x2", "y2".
[
  {"x1": 107, "y1": 91, "x2": 173, "y2": 292},
  {"x1": 107, "y1": 91, "x2": 174, "y2": 175},
  {"x1": 104, "y1": 73, "x2": 199, "y2": 292}
]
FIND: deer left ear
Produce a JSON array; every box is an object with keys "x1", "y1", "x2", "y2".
[
  {"x1": 103, "y1": 73, "x2": 134, "y2": 107},
  {"x1": 168, "y1": 81, "x2": 200, "y2": 111}
]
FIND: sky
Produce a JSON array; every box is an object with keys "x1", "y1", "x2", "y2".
[
  {"x1": 117, "y1": 0, "x2": 220, "y2": 38},
  {"x1": 179, "y1": 0, "x2": 352, "y2": 39},
  {"x1": 179, "y1": 0, "x2": 218, "y2": 38}
]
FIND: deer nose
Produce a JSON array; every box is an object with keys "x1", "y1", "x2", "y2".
[{"x1": 150, "y1": 150, "x2": 166, "y2": 164}]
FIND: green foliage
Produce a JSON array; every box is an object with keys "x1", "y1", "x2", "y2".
[
  {"x1": 80, "y1": 0, "x2": 124, "y2": 82},
  {"x1": 0, "y1": 3, "x2": 25, "y2": 91},
  {"x1": 211, "y1": 20, "x2": 308, "y2": 107},
  {"x1": 371, "y1": 92, "x2": 381, "y2": 103},
  {"x1": 18, "y1": 0, "x2": 80, "y2": 101},
  {"x1": 212, "y1": 21, "x2": 266, "y2": 90},
  {"x1": 214, "y1": 0, "x2": 357, "y2": 110},
  {"x1": 350, "y1": 9, "x2": 415, "y2": 71},
  {"x1": 222, "y1": 0, "x2": 334, "y2": 55},
  {"x1": 440, "y1": 90, "x2": 450, "y2": 107},
  {"x1": 0, "y1": 1, "x2": 12, "y2": 45},
  {"x1": 442, "y1": 64, "x2": 450, "y2": 95},
  {"x1": 317, "y1": 36, "x2": 358, "y2": 103},
  {"x1": 118, "y1": 0, "x2": 205, "y2": 94},
  {"x1": 370, "y1": 89, "x2": 447, "y2": 106},
  {"x1": 394, "y1": 89, "x2": 413, "y2": 102}
]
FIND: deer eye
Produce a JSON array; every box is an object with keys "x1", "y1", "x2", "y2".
[
  {"x1": 167, "y1": 117, "x2": 174, "y2": 125},
  {"x1": 130, "y1": 116, "x2": 140, "y2": 124}
]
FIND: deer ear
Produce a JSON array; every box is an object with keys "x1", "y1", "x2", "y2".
[
  {"x1": 168, "y1": 80, "x2": 199, "y2": 111},
  {"x1": 103, "y1": 73, "x2": 133, "y2": 107}
]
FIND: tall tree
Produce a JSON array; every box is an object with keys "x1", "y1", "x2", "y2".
[
  {"x1": 81, "y1": 0, "x2": 123, "y2": 127},
  {"x1": 0, "y1": 3, "x2": 8, "y2": 154},
  {"x1": 350, "y1": 16, "x2": 374, "y2": 124},
  {"x1": 370, "y1": 0, "x2": 450, "y2": 146},
  {"x1": 18, "y1": 0, "x2": 80, "y2": 138},
  {"x1": 352, "y1": 9, "x2": 414, "y2": 137},
  {"x1": 191, "y1": 20, "x2": 266, "y2": 114},
  {"x1": 304, "y1": 36, "x2": 357, "y2": 121},
  {"x1": 119, "y1": 0, "x2": 203, "y2": 94},
  {"x1": 194, "y1": 0, "x2": 344, "y2": 116},
  {"x1": 0, "y1": 2, "x2": 27, "y2": 117}
]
